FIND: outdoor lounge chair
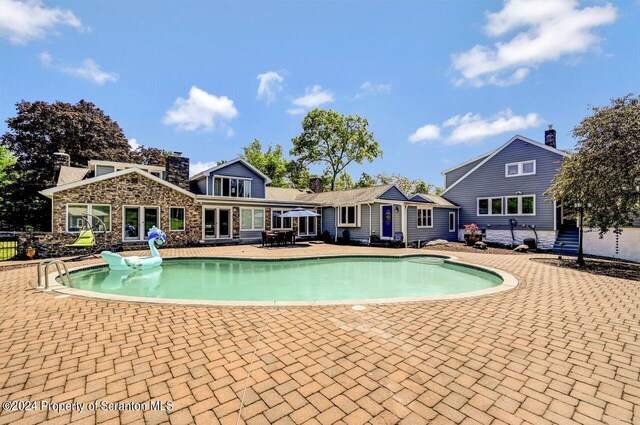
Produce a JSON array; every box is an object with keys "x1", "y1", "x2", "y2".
[
  {"x1": 391, "y1": 232, "x2": 404, "y2": 248},
  {"x1": 64, "y1": 215, "x2": 106, "y2": 260}
]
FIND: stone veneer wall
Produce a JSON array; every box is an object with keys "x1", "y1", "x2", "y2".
[
  {"x1": 265, "y1": 208, "x2": 272, "y2": 231},
  {"x1": 458, "y1": 229, "x2": 556, "y2": 250},
  {"x1": 51, "y1": 172, "x2": 201, "y2": 249},
  {"x1": 165, "y1": 155, "x2": 190, "y2": 190}
]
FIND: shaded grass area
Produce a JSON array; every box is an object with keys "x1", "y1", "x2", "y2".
[{"x1": 532, "y1": 258, "x2": 640, "y2": 281}]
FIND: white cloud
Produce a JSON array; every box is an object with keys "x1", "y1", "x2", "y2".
[
  {"x1": 409, "y1": 109, "x2": 541, "y2": 145},
  {"x1": 39, "y1": 52, "x2": 118, "y2": 84},
  {"x1": 0, "y1": 0, "x2": 84, "y2": 44},
  {"x1": 226, "y1": 127, "x2": 235, "y2": 138},
  {"x1": 128, "y1": 138, "x2": 140, "y2": 150},
  {"x1": 163, "y1": 86, "x2": 238, "y2": 131},
  {"x1": 256, "y1": 71, "x2": 284, "y2": 104},
  {"x1": 408, "y1": 124, "x2": 441, "y2": 143},
  {"x1": 189, "y1": 161, "x2": 218, "y2": 177},
  {"x1": 353, "y1": 81, "x2": 392, "y2": 99},
  {"x1": 287, "y1": 85, "x2": 334, "y2": 115},
  {"x1": 451, "y1": 0, "x2": 617, "y2": 87}
]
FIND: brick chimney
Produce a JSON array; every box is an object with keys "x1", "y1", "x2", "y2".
[
  {"x1": 53, "y1": 151, "x2": 70, "y2": 183},
  {"x1": 165, "y1": 152, "x2": 190, "y2": 190},
  {"x1": 309, "y1": 176, "x2": 323, "y2": 193},
  {"x1": 544, "y1": 124, "x2": 557, "y2": 149}
]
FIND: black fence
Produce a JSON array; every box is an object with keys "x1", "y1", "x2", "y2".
[{"x1": 0, "y1": 235, "x2": 19, "y2": 261}]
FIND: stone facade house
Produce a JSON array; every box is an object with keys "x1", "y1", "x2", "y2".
[{"x1": 36, "y1": 128, "x2": 640, "y2": 261}]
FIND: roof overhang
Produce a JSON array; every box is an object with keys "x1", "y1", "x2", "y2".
[
  {"x1": 195, "y1": 195, "x2": 320, "y2": 207},
  {"x1": 189, "y1": 158, "x2": 272, "y2": 184},
  {"x1": 39, "y1": 168, "x2": 196, "y2": 199}
]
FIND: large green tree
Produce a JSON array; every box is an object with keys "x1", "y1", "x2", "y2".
[
  {"x1": 547, "y1": 94, "x2": 640, "y2": 235},
  {"x1": 130, "y1": 145, "x2": 171, "y2": 166},
  {"x1": 241, "y1": 140, "x2": 289, "y2": 187},
  {"x1": 354, "y1": 172, "x2": 377, "y2": 188},
  {"x1": 1, "y1": 100, "x2": 133, "y2": 230},
  {"x1": 291, "y1": 109, "x2": 382, "y2": 191}
]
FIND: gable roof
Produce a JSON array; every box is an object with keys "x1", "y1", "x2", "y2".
[
  {"x1": 297, "y1": 184, "x2": 407, "y2": 206},
  {"x1": 56, "y1": 166, "x2": 89, "y2": 186},
  {"x1": 410, "y1": 193, "x2": 459, "y2": 208},
  {"x1": 265, "y1": 187, "x2": 314, "y2": 201},
  {"x1": 40, "y1": 167, "x2": 196, "y2": 199},
  {"x1": 189, "y1": 158, "x2": 272, "y2": 184},
  {"x1": 440, "y1": 134, "x2": 571, "y2": 196}
]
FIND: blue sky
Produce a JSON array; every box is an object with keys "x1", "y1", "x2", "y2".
[{"x1": 1, "y1": 0, "x2": 638, "y2": 186}]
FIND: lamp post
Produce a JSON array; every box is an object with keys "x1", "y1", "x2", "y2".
[{"x1": 574, "y1": 200, "x2": 591, "y2": 267}]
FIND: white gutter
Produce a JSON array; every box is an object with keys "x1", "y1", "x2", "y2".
[{"x1": 334, "y1": 206, "x2": 338, "y2": 242}]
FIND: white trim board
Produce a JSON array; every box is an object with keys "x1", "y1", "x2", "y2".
[{"x1": 441, "y1": 134, "x2": 570, "y2": 196}]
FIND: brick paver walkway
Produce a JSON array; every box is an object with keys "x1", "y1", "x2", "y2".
[{"x1": 0, "y1": 245, "x2": 638, "y2": 424}]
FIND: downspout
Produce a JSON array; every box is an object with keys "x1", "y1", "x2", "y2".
[
  {"x1": 368, "y1": 203, "x2": 372, "y2": 244},
  {"x1": 404, "y1": 204, "x2": 408, "y2": 248}
]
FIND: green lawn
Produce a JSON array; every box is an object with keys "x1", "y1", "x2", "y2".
[{"x1": 0, "y1": 241, "x2": 18, "y2": 261}]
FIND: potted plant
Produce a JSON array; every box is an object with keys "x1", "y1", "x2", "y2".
[
  {"x1": 24, "y1": 243, "x2": 37, "y2": 260},
  {"x1": 370, "y1": 231, "x2": 379, "y2": 242},
  {"x1": 463, "y1": 223, "x2": 482, "y2": 246}
]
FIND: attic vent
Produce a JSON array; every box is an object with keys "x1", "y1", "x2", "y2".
[{"x1": 131, "y1": 177, "x2": 139, "y2": 185}]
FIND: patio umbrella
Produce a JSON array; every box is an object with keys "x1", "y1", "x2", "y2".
[{"x1": 279, "y1": 208, "x2": 321, "y2": 218}]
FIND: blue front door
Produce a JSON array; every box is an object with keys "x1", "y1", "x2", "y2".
[{"x1": 382, "y1": 205, "x2": 393, "y2": 238}]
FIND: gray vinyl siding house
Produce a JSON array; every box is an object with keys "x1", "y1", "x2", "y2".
[{"x1": 440, "y1": 135, "x2": 569, "y2": 249}]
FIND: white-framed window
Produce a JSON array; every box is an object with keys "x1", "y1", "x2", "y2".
[
  {"x1": 449, "y1": 212, "x2": 456, "y2": 232},
  {"x1": 338, "y1": 205, "x2": 358, "y2": 227},
  {"x1": 213, "y1": 175, "x2": 252, "y2": 198},
  {"x1": 272, "y1": 209, "x2": 292, "y2": 230},
  {"x1": 169, "y1": 207, "x2": 185, "y2": 231},
  {"x1": 505, "y1": 160, "x2": 536, "y2": 177},
  {"x1": 66, "y1": 204, "x2": 111, "y2": 232},
  {"x1": 477, "y1": 197, "x2": 504, "y2": 216},
  {"x1": 123, "y1": 206, "x2": 160, "y2": 241},
  {"x1": 477, "y1": 195, "x2": 535, "y2": 216},
  {"x1": 298, "y1": 216, "x2": 317, "y2": 236},
  {"x1": 241, "y1": 208, "x2": 265, "y2": 231},
  {"x1": 417, "y1": 207, "x2": 433, "y2": 228}
]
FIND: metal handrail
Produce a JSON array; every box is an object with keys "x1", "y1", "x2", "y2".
[{"x1": 37, "y1": 259, "x2": 73, "y2": 289}]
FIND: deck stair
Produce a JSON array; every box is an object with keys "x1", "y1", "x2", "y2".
[{"x1": 552, "y1": 227, "x2": 579, "y2": 256}]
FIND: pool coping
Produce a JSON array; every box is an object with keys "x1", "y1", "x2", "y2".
[{"x1": 44, "y1": 253, "x2": 519, "y2": 307}]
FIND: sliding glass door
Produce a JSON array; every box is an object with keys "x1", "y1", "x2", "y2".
[
  {"x1": 203, "y1": 208, "x2": 232, "y2": 239},
  {"x1": 123, "y1": 206, "x2": 159, "y2": 241}
]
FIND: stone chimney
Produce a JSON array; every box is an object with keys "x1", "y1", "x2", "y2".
[
  {"x1": 309, "y1": 176, "x2": 323, "y2": 193},
  {"x1": 165, "y1": 152, "x2": 190, "y2": 190},
  {"x1": 544, "y1": 124, "x2": 557, "y2": 149},
  {"x1": 53, "y1": 151, "x2": 70, "y2": 183}
]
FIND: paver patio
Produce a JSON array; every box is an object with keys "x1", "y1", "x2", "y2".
[{"x1": 0, "y1": 244, "x2": 638, "y2": 425}]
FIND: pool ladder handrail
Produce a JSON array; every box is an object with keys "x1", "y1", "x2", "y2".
[{"x1": 37, "y1": 259, "x2": 73, "y2": 289}]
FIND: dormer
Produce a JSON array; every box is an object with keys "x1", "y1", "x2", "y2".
[
  {"x1": 87, "y1": 160, "x2": 167, "y2": 179},
  {"x1": 189, "y1": 158, "x2": 271, "y2": 199}
]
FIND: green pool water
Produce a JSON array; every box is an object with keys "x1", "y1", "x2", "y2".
[{"x1": 66, "y1": 256, "x2": 503, "y2": 302}]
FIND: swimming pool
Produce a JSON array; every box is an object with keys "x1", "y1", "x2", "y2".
[{"x1": 57, "y1": 256, "x2": 513, "y2": 305}]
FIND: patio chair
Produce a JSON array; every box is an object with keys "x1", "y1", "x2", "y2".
[
  {"x1": 275, "y1": 232, "x2": 287, "y2": 247},
  {"x1": 65, "y1": 214, "x2": 106, "y2": 260},
  {"x1": 261, "y1": 231, "x2": 268, "y2": 247},
  {"x1": 391, "y1": 232, "x2": 404, "y2": 248},
  {"x1": 285, "y1": 231, "x2": 295, "y2": 246}
]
